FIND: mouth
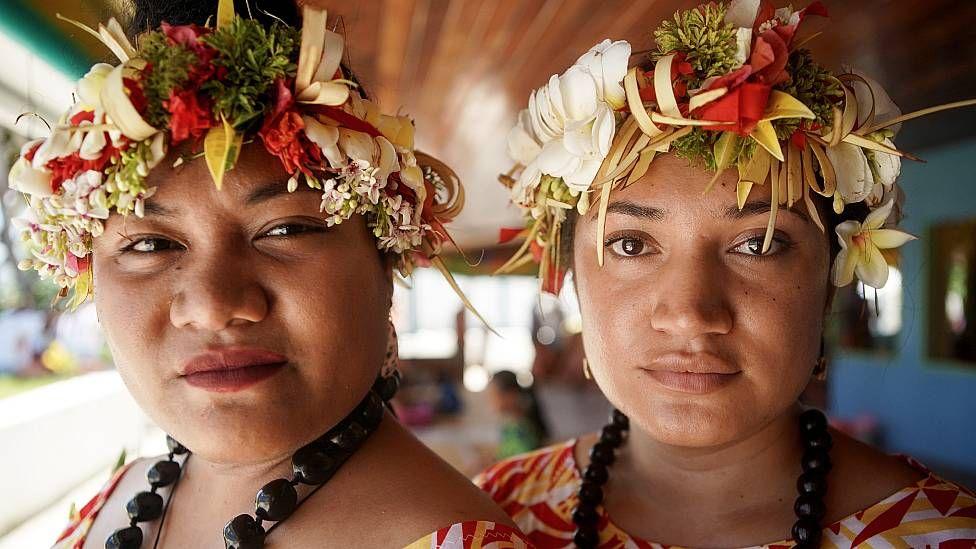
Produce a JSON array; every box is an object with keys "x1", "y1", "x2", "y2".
[
  {"x1": 180, "y1": 348, "x2": 289, "y2": 393},
  {"x1": 641, "y1": 352, "x2": 742, "y2": 395},
  {"x1": 641, "y1": 370, "x2": 741, "y2": 394}
]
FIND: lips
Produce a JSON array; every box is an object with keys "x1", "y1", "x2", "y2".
[
  {"x1": 180, "y1": 348, "x2": 289, "y2": 393},
  {"x1": 641, "y1": 352, "x2": 741, "y2": 395}
]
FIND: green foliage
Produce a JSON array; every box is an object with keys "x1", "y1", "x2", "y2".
[
  {"x1": 654, "y1": 3, "x2": 738, "y2": 87},
  {"x1": 201, "y1": 19, "x2": 300, "y2": 129},
  {"x1": 672, "y1": 128, "x2": 757, "y2": 171},
  {"x1": 139, "y1": 32, "x2": 197, "y2": 128},
  {"x1": 775, "y1": 49, "x2": 843, "y2": 139}
]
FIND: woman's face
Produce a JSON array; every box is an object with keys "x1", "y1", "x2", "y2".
[
  {"x1": 573, "y1": 154, "x2": 831, "y2": 448},
  {"x1": 92, "y1": 145, "x2": 392, "y2": 463}
]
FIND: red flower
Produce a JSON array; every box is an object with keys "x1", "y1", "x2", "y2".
[
  {"x1": 165, "y1": 89, "x2": 213, "y2": 143},
  {"x1": 259, "y1": 111, "x2": 324, "y2": 176},
  {"x1": 697, "y1": 82, "x2": 772, "y2": 135},
  {"x1": 123, "y1": 78, "x2": 149, "y2": 115},
  {"x1": 46, "y1": 143, "x2": 123, "y2": 193}
]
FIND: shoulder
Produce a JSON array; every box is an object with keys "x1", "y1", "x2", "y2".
[
  {"x1": 825, "y1": 432, "x2": 976, "y2": 544},
  {"x1": 53, "y1": 457, "x2": 151, "y2": 548},
  {"x1": 474, "y1": 438, "x2": 580, "y2": 508},
  {"x1": 404, "y1": 521, "x2": 532, "y2": 549}
]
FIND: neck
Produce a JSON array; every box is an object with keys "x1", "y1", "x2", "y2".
[{"x1": 616, "y1": 403, "x2": 803, "y2": 515}]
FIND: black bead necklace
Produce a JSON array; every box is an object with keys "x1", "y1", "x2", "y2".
[
  {"x1": 572, "y1": 408, "x2": 833, "y2": 549},
  {"x1": 106, "y1": 371, "x2": 401, "y2": 549}
]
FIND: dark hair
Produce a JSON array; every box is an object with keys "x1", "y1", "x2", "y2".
[
  {"x1": 490, "y1": 370, "x2": 550, "y2": 442},
  {"x1": 125, "y1": 0, "x2": 300, "y2": 39}
]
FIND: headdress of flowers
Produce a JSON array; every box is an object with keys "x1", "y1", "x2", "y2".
[
  {"x1": 8, "y1": 0, "x2": 477, "y2": 316},
  {"x1": 498, "y1": 0, "x2": 976, "y2": 294}
]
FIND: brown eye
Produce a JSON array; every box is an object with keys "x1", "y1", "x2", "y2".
[
  {"x1": 609, "y1": 237, "x2": 649, "y2": 257},
  {"x1": 731, "y1": 235, "x2": 790, "y2": 257},
  {"x1": 123, "y1": 237, "x2": 180, "y2": 253}
]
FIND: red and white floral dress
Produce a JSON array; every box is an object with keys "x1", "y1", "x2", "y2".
[{"x1": 476, "y1": 439, "x2": 976, "y2": 549}]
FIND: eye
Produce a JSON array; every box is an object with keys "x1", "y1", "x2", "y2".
[
  {"x1": 606, "y1": 236, "x2": 654, "y2": 257},
  {"x1": 122, "y1": 237, "x2": 181, "y2": 254},
  {"x1": 731, "y1": 234, "x2": 792, "y2": 257},
  {"x1": 262, "y1": 223, "x2": 326, "y2": 238}
]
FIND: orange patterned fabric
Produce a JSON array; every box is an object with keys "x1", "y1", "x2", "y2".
[
  {"x1": 475, "y1": 439, "x2": 976, "y2": 549},
  {"x1": 52, "y1": 463, "x2": 532, "y2": 549}
]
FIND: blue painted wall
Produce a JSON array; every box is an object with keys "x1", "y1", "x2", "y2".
[{"x1": 829, "y1": 137, "x2": 976, "y2": 476}]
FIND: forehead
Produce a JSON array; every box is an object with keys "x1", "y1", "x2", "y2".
[
  {"x1": 602, "y1": 153, "x2": 803, "y2": 222},
  {"x1": 146, "y1": 143, "x2": 290, "y2": 205}
]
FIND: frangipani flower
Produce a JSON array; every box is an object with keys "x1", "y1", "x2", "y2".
[
  {"x1": 573, "y1": 39, "x2": 631, "y2": 109},
  {"x1": 507, "y1": 42, "x2": 629, "y2": 197},
  {"x1": 832, "y1": 199, "x2": 915, "y2": 288}
]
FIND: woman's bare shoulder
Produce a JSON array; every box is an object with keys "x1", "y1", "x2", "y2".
[
  {"x1": 80, "y1": 457, "x2": 156, "y2": 549},
  {"x1": 824, "y1": 428, "x2": 926, "y2": 521}
]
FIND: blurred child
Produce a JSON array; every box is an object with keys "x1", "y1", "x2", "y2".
[{"x1": 487, "y1": 370, "x2": 549, "y2": 459}]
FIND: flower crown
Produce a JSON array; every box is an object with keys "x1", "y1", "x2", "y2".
[
  {"x1": 9, "y1": 1, "x2": 473, "y2": 312},
  {"x1": 498, "y1": 0, "x2": 976, "y2": 294}
]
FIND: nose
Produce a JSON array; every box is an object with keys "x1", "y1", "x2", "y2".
[
  {"x1": 649, "y1": 250, "x2": 733, "y2": 338},
  {"x1": 169, "y1": 247, "x2": 269, "y2": 332}
]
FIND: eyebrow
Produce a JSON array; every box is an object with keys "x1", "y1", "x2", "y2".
[
  {"x1": 244, "y1": 179, "x2": 321, "y2": 206},
  {"x1": 604, "y1": 199, "x2": 811, "y2": 223},
  {"x1": 725, "y1": 201, "x2": 811, "y2": 223},
  {"x1": 139, "y1": 179, "x2": 321, "y2": 217}
]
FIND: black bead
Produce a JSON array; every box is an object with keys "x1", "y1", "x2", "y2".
[
  {"x1": 796, "y1": 472, "x2": 827, "y2": 497},
  {"x1": 794, "y1": 494, "x2": 826, "y2": 521},
  {"x1": 578, "y1": 481, "x2": 604, "y2": 506},
  {"x1": 358, "y1": 392, "x2": 385, "y2": 429},
  {"x1": 799, "y1": 409, "x2": 827, "y2": 435},
  {"x1": 254, "y1": 478, "x2": 298, "y2": 522},
  {"x1": 166, "y1": 435, "x2": 189, "y2": 455},
  {"x1": 572, "y1": 504, "x2": 599, "y2": 526},
  {"x1": 804, "y1": 430, "x2": 833, "y2": 452},
  {"x1": 611, "y1": 409, "x2": 629, "y2": 429},
  {"x1": 589, "y1": 443, "x2": 616, "y2": 466},
  {"x1": 583, "y1": 464, "x2": 609, "y2": 485},
  {"x1": 125, "y1": 491, "x2": 164, "y2": 522},
  {"x1": 573, "y1": 526, "x2": 599, "y2": 548},
  {"x1": 791, "y1": 517, "x2": 822, "y2": 545},
  {"x1": 373, "y1": 373, "x2": 400, "y2": 401},
  {"x1": 801, "y1": 449, "x2": 832, "y2": 475},
  {"x1": 147, "y1": 460, "x2": 181, "y2": 489},
  {"x1": 292, "y1": 444, "x2": 339, "y2": 485},
  {"x1": 223, "y1": 514, "x2": 266, "y2": 549},
  {"x1": 599, "y1": 426, "x2": 624, "y2": 447},
  {"x1": 105, "y1": 525, "x2": 143, "y2": 549},
  {"x1": 333, "y1": 421, "x2": 368, "y2": 451}
]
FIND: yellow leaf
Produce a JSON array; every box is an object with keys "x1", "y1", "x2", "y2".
[
  {"x1": 738, "y1": 146, "x2": 770, "y2": 187},
  {"x1": 595, "y1": 179, "x2": 614, "y2": 267},
  {"x1": 624, "y1": 68, "x2": 663, "y2": 140},
  {"x1": 736, "y1": 181, "x2": 754, "y2": 210},
  {"x1": 204, "y1": 117, "x2": 242, "y2": 191},
  {"x1": 750, "y1": 120, "x2": 784, "y2": 161},
  {"x1": 704, "y1": 132, "x2": 739, "y2": 194},
  {"x1": 688, "y1": 87, "x2": 728, "y2": 112},
  {"x1": 217, "y1": 0, "x2": 235, "y2": 28},
  {"x1": 762, "y1": 90, "x2": 816, "y2": 122}
]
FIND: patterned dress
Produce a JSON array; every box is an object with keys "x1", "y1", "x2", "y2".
[
  {"x1": 53, "y1": 463, "x2": 531, "y2": 549},
  {"x1": 476, "y1": 439, "x2": 976, "y2": 548}
]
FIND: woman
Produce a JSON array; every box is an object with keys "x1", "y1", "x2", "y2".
[
  {"x1": 477, "y1": 1, "x2": 976, "y2": 547},
  {"x1": 8, "y1": 1, "x2": 529, "y2": 547}
]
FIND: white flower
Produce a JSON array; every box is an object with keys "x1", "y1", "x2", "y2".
[
  {"x1": 9, "y1": 157, "x2": 53, "y2": 197},
  {"x1": 509, "y1": 48, "x2": 624, "y2": 195},
  {"x1": 826, "y1": 142, "x2": 875, "y2": 207},
  {"x1": 302, "y1": 116, "x2": 346, "y2": 168},
  {"x1": 832, "y1": 199, "x2": 915, "y2": 288},
  {"x1": 726, "y1": 0, "x2": 761, "y2": 27},
  {"x1": 77, "y1": 63, "x2": 114, "y2": 111},
  {"x1": 573, "y1": 39, "x2": 631, "y2": 109},
  {"x1": 870, "y1": 138, "x2": 901, "y2": 189}
]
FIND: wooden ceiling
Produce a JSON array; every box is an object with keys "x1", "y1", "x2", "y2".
[{"x1": 32, "y1": 0, "x2": 976, "y2": 248}]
